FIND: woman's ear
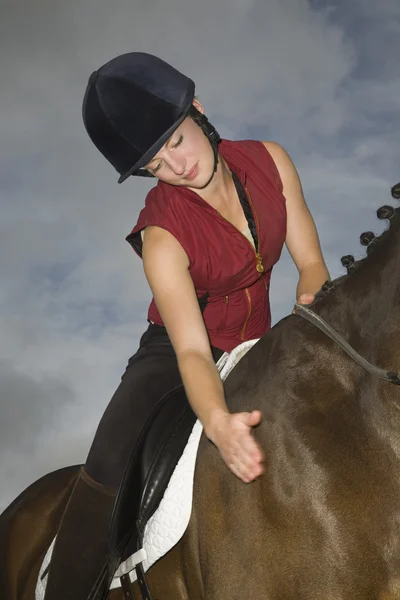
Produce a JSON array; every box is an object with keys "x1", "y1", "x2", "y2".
[{"x1": 192, "y1": 97, "x2": 204, "y2": 114}]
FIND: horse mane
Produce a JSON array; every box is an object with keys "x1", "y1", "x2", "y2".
[{"x1": 314, "y1": 182, "x2": 400, "y2": 302}]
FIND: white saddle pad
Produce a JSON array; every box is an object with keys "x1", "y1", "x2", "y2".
[{"x1": 36, "y1": 339, "x2": 258, "y2": 598}]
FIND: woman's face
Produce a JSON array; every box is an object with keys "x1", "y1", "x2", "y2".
[{"x1": 144, "y1": 101, "x2": 215, "y2": 189}]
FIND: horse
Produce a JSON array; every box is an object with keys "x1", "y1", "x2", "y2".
[{"x1": 1, "y1": 183, "x2": 400, "y2": 600}]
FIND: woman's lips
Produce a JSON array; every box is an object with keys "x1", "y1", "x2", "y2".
[{"x1": 184, "y1": 163, "x2": 199, "y2": 181}]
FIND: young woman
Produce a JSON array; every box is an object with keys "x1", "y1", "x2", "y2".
[{"x1": 44, "y1": 52, "x2": 330, "y2": 600}]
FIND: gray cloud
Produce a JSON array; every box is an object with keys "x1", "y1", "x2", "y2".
[
  {"x1": 1, "y1": 0, "x2": 399, "y2": 509},
  {"x1": 0, "y1": 360, "x2": 76, "y2": 510}
]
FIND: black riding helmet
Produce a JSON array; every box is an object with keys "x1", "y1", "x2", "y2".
[{"x1": 82, "y1": 52, "x2": 221, "y2": 183}]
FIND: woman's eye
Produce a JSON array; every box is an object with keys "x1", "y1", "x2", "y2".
[
  {"x1": 174, "y1": 135, "x2": 183, "y2": 148},
  {"x1": 151, "y1": 135, "x2": 182, "y2": 174}
]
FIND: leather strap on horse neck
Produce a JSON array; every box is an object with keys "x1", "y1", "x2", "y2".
[{"x1": 295, "y1": 303, "x2": 400, "y2": 385}]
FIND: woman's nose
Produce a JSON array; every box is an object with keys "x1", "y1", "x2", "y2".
[{"x1": 166, "y1": 155, "x2": 186, "y2": 175}]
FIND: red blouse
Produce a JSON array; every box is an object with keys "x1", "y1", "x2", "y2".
[{"x1": 126, "y1": 139, "x2": 287, "y2": 352}]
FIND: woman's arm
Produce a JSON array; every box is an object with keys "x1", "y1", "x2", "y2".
[
  {"x1": 142, "y1": 225, "x2": 264, "y2": 483},
  {"x1": 262, "y1": 141, "x2": 330, "y2": 300}
]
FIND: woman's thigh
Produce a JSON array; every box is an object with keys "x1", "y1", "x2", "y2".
[{"x1": 85, "y1": 327, "x2": 183, "y2": 488}]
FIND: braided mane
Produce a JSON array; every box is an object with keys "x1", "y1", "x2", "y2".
[{"x1": 315, "y1": 182, "x2": 400, "y2": 301}]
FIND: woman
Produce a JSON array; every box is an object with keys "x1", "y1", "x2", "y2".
[{"x1": 44, "y1": 52, "x2": 329, "y2": 600}]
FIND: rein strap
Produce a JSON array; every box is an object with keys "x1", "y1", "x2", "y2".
[{"x1": 295, "y1": 304, "x2": 400, "y2": 385}]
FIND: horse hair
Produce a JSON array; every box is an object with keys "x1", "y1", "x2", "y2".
[{"x1": 314, "y1": 183, "x2": 400, "y2": 301}]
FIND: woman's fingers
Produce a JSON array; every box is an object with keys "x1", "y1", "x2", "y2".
[
  {"x1": 213, "y1": 411, "x2": 265, "y2": 483},
  {"x1": 293, "y1": 293, "x2": 315, "y2": 313}
]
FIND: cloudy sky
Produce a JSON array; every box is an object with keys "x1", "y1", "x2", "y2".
[{"x1": 0, "y1": 0, "x2": 399, "y2": 511}]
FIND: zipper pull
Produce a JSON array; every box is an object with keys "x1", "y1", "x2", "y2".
[{"x1": 256, "y1": 252, "x2": 264, "y2": 273}]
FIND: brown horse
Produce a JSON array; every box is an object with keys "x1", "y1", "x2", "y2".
[{"x1": 1, "y1": 184, "x2": 400, "y2": 600}]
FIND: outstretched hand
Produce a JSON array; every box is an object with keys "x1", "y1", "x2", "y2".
[{"x1": 206, "y1": 410, "x2": 264, "y2": 483}]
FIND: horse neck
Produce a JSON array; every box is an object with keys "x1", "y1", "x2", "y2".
[{"x1": 317, "y1": 214, "x2": 400, "y2": 370}]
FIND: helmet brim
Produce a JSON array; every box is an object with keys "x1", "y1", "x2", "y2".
[{"x1": 117, "y1": 104, "x2": 192, "y2": 184}]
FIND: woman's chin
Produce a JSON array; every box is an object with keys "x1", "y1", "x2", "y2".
[{"x1": 189, "y1": 167, "x2": 216, "y2": 190}]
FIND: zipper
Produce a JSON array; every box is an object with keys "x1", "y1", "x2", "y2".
[
  {"x1": 215, "y1": 185, "x2": 263, "y2": 340},
  {"x1": 245, "y1": 187, "x2": 264, "y2": 274},
  {"x1": 241, "y1": 288, "x2": 252, "y2": 340},
  {"x1": 218, "y1": 295, "x2": 229, "y2": 332},
  {"x1": 215, "y1": 189, "x2": 264, "y2": 275}
]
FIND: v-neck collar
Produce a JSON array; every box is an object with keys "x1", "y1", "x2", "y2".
[{"x1": 161, "y1": 139, "x2": 259, "y2": 252}]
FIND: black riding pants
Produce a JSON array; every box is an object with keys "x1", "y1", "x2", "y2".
[{"x1": 85, "y1": 323, "x2": 224, "y2": 490}]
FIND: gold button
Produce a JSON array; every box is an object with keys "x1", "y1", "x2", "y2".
[{"x1": 256, "y1": 264, "x2": 264, "y2": 273}]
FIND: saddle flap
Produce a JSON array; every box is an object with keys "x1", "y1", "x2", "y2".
[
  {"x1": 138, "y1": 390, "x2": 197, "y2": 527},
  {"x1": 108, "y1": 385, "x2": 196, "y2": 563}
]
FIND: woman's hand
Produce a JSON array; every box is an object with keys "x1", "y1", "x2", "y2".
[
  {"x1": 292, "y1": 292, "x2": 315, "y2": 313},
  {"x1": 298, "y1": 293, "x2": 315, "y2": 305},
  {"x1": 205, "y1": 410, "x2": 264, "y2": 483}
]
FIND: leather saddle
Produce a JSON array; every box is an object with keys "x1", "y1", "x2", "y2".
[{"x1": 106, "y1": 384, "x2": 197, "y2": 584}]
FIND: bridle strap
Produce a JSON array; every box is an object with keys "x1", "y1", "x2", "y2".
[{"x1": 295, "y1": 303, "x2": 400, "y2": 385}]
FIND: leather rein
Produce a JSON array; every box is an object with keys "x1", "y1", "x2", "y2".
[{"x1": 295, "y1": 303, "x2": 400, "y2": 385}]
